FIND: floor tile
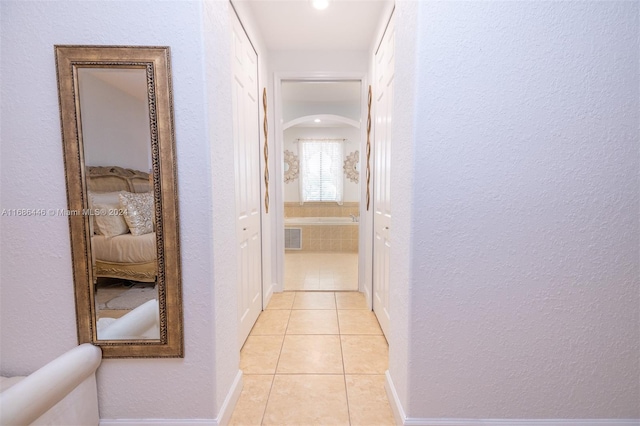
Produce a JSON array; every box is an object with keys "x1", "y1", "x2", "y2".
[
  {"x1": 292, "y1": 291, "x2": 336, "y2": 309},
  {"x1": 341, "y1": 335, "x2": 389, "y2": 374},
  {"x1": 335, "y1": 292, "x2": 368, "y2": 309},
  {"x1": 345, "y1": 375, "x2": 396, "y2": 426},
  {"x1": 240, "y1": 335, "x2": 284, "y2": 374},
  {"x1": 228, "y1": 375, "x2": 273, "y2": 426},
  {"x1": 286, "y1": 309, "x2": 339, "y2": 334},
  {"x1": 284, "y1": 252, "x2": 358, "y2": 291},
  {"x1": 277, "y1": 335, "x2": 343, "y2": 374},
  {"x1": 337, "y1": 309, "x2": 383, "y2": 334},
  {"x1": 250, "y1": 310, "x2": 290, "y2": 335},
  {"x1": 265, "y1": 292, "x2": 295, "y2": 310},
  {"x1": 262, "y1": 375, "x2": 350, "y2": 426}
]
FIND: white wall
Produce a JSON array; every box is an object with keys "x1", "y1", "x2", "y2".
[
  {"x1": 399, "y1": 0, "x2": 639, "y2": 420},
  {"x1": 283, "y1": 102, "x2": 361, "y2": 123},
  {"x1": 0, "y1": 0, "x2": 233, "y2": 421},
  {"x1": 270, "y1": 50, "x2": 368, "y2": 75},
  {"x1": 79, "y1": 71, "x2": 152, "y2": 172},
  {"x1": 283, "y1": 126, "x2": 361, "y2": 204}
]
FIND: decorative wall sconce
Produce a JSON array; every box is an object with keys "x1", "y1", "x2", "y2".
[
  {"x1": 283, "y1": 150, "x2": 299, "y2": 183},
  {"x1": 344, "y1": 150, "x2": 360, "y2": 183}
]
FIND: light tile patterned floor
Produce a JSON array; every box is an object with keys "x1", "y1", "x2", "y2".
[
  {"x1": 284, "y1": 252, "x2": 358, "y2": 291},
  {"x1": 231, "y1": 291, "x2": 395, "y2": 426}
]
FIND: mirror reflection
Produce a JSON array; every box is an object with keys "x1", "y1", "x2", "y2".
[{"x1": 77, "y1": 67, "x2": 160, "y2": 340}]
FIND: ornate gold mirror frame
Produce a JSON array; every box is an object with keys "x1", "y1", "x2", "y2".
[{"x1": 55, "y1": 46, "x2": 183, "y2": 358}]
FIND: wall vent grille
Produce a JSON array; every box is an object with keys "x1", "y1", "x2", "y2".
[{"x1": 284, "y1": 228, "x2": 302, "y2": 250}]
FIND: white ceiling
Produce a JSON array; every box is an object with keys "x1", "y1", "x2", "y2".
[
  {"x1": 281, "y1": 81, "x2": 361, "y2": 102},
  {"x1": 237, "y1": 0, "x2": 392, "y2": 51}
]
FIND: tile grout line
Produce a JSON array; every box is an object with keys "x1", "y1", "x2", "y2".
[
  {"x1": 239, "y1": 291, "x2": 378, "y2": 425},
  {"x1": 259, "y1": 298, "x2": 293, "y2": 426},
  {"x1": 336, "y1": 292, "x2": 353, "y2": 426}
]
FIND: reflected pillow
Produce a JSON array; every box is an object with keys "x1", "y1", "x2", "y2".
[
  {"x1": 88, "y1": 191, "x2": 125, "y2": 235},
  {"x1": 93, "y1": 201, "x2": 129, "y2": 237},
  {"x1": 119, "y1": 192, "x2": 154, "y2": 236}
]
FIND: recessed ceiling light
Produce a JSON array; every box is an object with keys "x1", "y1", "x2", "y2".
[
  {"x1": 311, "y1": 0, "x2": 329, "y2": 10},
  {"x1": 314, "y1": 119, "x2": 321, "y2": 123}
]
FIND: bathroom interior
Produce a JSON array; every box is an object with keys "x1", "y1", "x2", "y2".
[{"x1": 281, "y1": 80, "x2": 362, "y2": 291}]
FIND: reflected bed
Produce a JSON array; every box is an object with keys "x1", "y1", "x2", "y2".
[{"x1": 87, "y1": 166, "x2": 157, "y2": 283}]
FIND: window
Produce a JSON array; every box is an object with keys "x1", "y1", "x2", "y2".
[{"x1": 298, "y1": 139, "x2": 344, "y2": 204}]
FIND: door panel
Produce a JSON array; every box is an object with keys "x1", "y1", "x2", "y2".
[
  {"x1": 232, "y1": 14, "x2": 262, "y2": 349},
  {"x1": 373, "y1": 16, "x2": 394, "y2": 338}
]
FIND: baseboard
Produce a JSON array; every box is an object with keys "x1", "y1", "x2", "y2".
[
  {"x1": 385, "y1": 369, "x2": 406, "y2": 425},
  {"x1": 100, "y1": 370, "x2": 244, "y2": 426},
  {"x1": 215, "y1": 370, "x2": 243, "y2": 426},
  {"x1": 384, "y1": 371, "x2": 638, "y2": 426},
  {"x1": 100, "y1": 420, "x2": 217, "y2": 426},
  {"x1": 402, "y1": 420, "x2": 639, "y2": 426},
  {"x1": 263, "y1": 282, "x2": 275, "y2": 308}
]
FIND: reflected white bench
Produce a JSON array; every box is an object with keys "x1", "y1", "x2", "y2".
[{"x1": 97, "y1": 298, "x2": 160, "y2": 340}]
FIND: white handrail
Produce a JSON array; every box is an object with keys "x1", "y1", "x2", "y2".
[{"x1": 0, "y1": 343, "x2": 102, "y2": 425}]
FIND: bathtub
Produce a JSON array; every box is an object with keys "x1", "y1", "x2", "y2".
[{"x1": 285, "y1": 216, "x2": 357, "y2": 226}]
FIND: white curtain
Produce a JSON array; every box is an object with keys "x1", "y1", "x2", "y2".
[{"x1": 298, "y1": 139, "x2": 344, "y2": 205}]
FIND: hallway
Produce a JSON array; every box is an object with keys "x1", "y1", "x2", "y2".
[{"x1": 230, "y1": 291, "x2": 394, "y2": 425}]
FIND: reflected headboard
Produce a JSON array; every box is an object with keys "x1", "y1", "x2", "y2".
[{"x1": 86, "y1": 166, "x2": 151, "y2": 193}]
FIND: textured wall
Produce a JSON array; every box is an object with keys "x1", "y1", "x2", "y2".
[
  {"x1": 0, "y1": 0, "x2": 225, "y2": 420},
  {"x1": 203, "y1": 0, "x2": 242, "y2": 416},
  {"x1": 384, "y1": 0, "x2": 419, "y2": 415},
  {"x1": 408, "y1": 0, "x2": 639, "y2": 419}
]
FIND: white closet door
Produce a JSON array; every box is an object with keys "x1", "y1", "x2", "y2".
[
  {"x1": 373, "y1": 15, "x2": 395, "y2": 338},
  {"x1": 232, "y1": 13, "x2": 262, "y2": 349}
]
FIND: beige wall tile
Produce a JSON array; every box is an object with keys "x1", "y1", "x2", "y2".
[
  {"x1": 330, "y1": 227, "x2": 340, "y2": 239},
  {"x1": 309, "y1": 227, "x2": 320, "y2": 239},
  {"x1": 340, "y1": 227, "x2": 351, "y2": 238}
]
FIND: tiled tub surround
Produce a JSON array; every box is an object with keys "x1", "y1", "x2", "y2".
[
  {"x1": 284, "y1": 202, "x2": 359, "y2": 252},
  {"x1": 284, "y1": 202, "x2": 359, "y2": 219}
]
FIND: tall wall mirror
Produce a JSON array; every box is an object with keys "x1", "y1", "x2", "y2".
[{"x1": 55, "y1": 46, "x2": 183, "y2": 357}]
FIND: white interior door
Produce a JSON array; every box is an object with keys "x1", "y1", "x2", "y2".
[
  {"x1": 372, "y1": 16, "x2": 395, "y2": 338},
  {"x1": 232, "y1": 14, "x2": 262, "y2": 349}
]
